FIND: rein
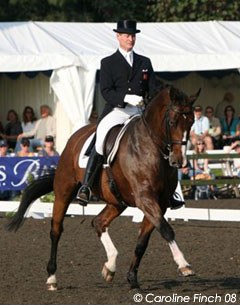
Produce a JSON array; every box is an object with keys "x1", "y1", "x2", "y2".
[{"x1": 141, "y1": 101, "x2": 192, "y2": 159}]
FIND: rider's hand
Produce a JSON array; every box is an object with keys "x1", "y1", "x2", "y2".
[{"x1": 124, "y1": 94, "x2": 143, "y2": 106}]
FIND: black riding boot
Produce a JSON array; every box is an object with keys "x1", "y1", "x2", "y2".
[
  {"x1": 169, "y1": 193, "x2": 185, "y2": 210},
  {"x1": 76, "y1": 148, "x2": 103, "y2": 206}
]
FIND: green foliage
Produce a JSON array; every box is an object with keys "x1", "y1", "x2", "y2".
[
  {"x1": 0, "y1": 0, "x2": 239, "y2": 24},
  {"x1": 146, "y1": 0, "x2": 240, "y2": 22},
  {"x1": 40, "y1": 192, "x2": 55, "y2": 202}
]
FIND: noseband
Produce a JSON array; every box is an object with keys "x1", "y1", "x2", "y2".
[{"x1": 142, "y1": 101, "x2": 193, "y2": 160}]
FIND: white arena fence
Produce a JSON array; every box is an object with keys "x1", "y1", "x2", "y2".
[{"x1": 1, "y1": 200, "x2": 240, "y2": 223}]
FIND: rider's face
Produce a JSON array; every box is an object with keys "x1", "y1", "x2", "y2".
[{"x1": 117, "y1": 33, "x2": 136, "y2": 52}]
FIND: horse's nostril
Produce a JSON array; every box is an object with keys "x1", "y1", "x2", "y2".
[{"x1": 170, "y1": 160, "x2": 182, "y2": 168}]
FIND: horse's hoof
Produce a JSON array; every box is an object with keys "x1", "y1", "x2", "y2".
[
  {"x1": 102, "y1": 264, "x2": 115, "y2": 283},
  {"x1": 179, "y1": 265, "x2": 195, "y2": 277},
  {"x1": 130, "y1": 282, "x2": 140, "y2": 290},
  {"x1": 46, "y1": 275, "x2": 57, "y2": 291},
  {"x1": 46, "y1": 283, "x2": 58, "y2": 291},
  {"x1": 127, "y1": 272, "x2": 140, "y2": 289}
]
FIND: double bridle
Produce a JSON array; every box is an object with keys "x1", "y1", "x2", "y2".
[{"x1": 142, "y1": 101, "x2": 193, "y2": 160}]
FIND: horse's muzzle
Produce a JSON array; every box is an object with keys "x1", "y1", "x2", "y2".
[{"x1": 169, "y1": 152, "x2": 182, "y2": 168}]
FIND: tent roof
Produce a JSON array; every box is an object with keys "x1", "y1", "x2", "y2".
[{"x1": 1, "y1": 21, "x2": 240, "y2": 73}]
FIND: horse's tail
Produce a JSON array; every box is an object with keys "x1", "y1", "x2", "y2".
[{"x1": 6, "y1": 171, "x2": 55, "y2": 232}]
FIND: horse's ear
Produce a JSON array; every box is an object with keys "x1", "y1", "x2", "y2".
[
  {"x1": 169, "y1": 86, "x2": 180, "y2": 101},
  {"x1": 189, "y1": 88, "x2": 201, "y2": 105}
]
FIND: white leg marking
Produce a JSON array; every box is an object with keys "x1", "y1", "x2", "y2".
[
  {"x1": 46, "y1": 274, "x2": 57, "y2": 290},
  {"x1": 100, "y1": 228, "x2": 118, "y2": 272},
  {"x1": 169, "y1": 240, "x2": 189, "y2": 268}
]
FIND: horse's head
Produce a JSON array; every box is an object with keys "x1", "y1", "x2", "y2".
[
  {"x1": 144, "y1": 86, "x2": 201, "y2": 168},
  {"x1": 167, "y1": 86, "x2": 201, "y2": 167}
]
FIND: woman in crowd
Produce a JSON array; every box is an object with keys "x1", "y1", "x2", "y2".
[
  {"x1": 220, "y1": 105, "x2": 240, "y2": 146},
  {"x1": 15, "y1": 106, "x2": 37, "y2": 152},
  {"x1": 0, "y1": 109, "x2": 22, "y2": 151},
  {"x1": 38, "y1": 135, "x2": 59, "y2": 157},
  {"x1": 16, "y1": 137, "x2": 35, "y2": 157}
]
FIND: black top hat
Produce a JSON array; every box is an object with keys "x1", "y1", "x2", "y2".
[{"x1": 113, "y1": 20, "x2": 140, "y2": 34}]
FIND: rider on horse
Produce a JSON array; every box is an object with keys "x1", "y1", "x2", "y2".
[{"x1": 76, "y1": 20, "x2": 184, "y2": 209}]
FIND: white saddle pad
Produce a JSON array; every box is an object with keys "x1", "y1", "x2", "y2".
[
  {"x1": 78, "y1": 114, "x2": 140, "y2": 168},
  {"x1": 78, "y1": 133, "x2": 95, "y2": 168}
]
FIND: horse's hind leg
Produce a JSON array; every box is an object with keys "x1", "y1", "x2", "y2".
[
  {"x1": 46, "y1": 194, "x2": 72, "y2": 291},
  {"x1": 92, "y1": 204, "x2": 126, "y2": 283},
  {"x1": 160, "y1": 217, "x2": 194, "y2": 276},
  {"x1": 127, "y1": 216, "x2": 155, "y2": 289}
]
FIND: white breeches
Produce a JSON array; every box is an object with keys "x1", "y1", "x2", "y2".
[{"x1": 95, "y1": 105, "x2": 139, "y2": 155}]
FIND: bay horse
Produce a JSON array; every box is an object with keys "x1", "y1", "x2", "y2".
[{"x1": 7, "y1": 85, "x2": 200, "y2": 290}]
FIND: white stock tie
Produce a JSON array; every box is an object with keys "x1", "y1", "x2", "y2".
[{"x1": 126, "y1": 52, "x2": 133, "y2": 66}]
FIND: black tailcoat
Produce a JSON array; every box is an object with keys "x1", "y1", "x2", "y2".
[{"x1": 99, "y1": 50, "x2": 156, "y2": 119}]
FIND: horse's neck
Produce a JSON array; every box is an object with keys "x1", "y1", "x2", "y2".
[{"x1": 143, "y1": 102, "x2": 165, "y2": 140}]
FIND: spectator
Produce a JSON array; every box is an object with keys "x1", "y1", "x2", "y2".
[
  {"x1": 16, "y1": 138, "x2": 35, "y2": 157},
  {"x1": 204, "y1": 106, "x2": 222, "y2": 149},
  {"x1": 0, "y1": 140, "x2": 13, "y2": 200},
  {"x1": 215, "y1": 92, "x2": 235, "y2": 119},
  {"x1": 0, "y1": 109, "x2": 22, "y2": 151},
  {"x1": 21, "y1": 106, "x2": 37, "y2": 134},
  {"x1": 228, "y1": 141, "x2": 240, "y2": 177},
  {"x1": 38, "y1": 135, "x2": 59, "y2": 157},
  {"x1": 189, "y1": 105, "x2": 213, "y2": 150},
  {"x1": 18, "y1": 105, "x2": 56, "y2": 151},
  {"x1": 178, "y1": 161, "x2": 193, "y2": 181},
  {"x1": 220, "y1": 105, "x2": 240, "y2": 147},
  {"x1": 193, "y1": 140, "x2": 210, "y2": 175},
  {"x1": 178, "y1": 161, "x2": 195, "y2": 199},
  {"x1": 192, "y1": 140, "x2": 217, "y2": 199},
  {"x1": 15, "y1": 106, "x2": 37, "y2": 152},
  {"x1": 0, "y1": 139, "x2": 10, "y2": 157}
]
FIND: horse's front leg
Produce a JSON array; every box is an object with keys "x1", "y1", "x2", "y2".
[
  {"x1": 156, "y1": 214, "x2": 194, "y2": 276},
  {"x1": 92, "y1": 204, "x2": 126, "y2": 283},
  {"x1": 140, "y1": 200, "x2": 194, "y2": 277},
  {"x1": 127, "y1": 216, "x2": 155, "y2": 289}
]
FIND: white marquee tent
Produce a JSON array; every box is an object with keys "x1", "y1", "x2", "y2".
[{"x1": 1, "y1": 21, "x2": 240, "y2": 152}]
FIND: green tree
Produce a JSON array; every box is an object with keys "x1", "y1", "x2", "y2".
[
  {"x1": 146, "y1": 0, "x2": 240, "y2": 22},
  {"x1": 1, "y1": 0, "x2": 240, "y2": 22}
]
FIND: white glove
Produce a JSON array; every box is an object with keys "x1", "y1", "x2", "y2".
[{"x1": 124, "y1": 94, "x2": 143, "y2": 106}]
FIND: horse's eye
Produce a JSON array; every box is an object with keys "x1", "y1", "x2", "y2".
[{"x1": 169, "y1": 120, "x2": 175, "y2": 127}]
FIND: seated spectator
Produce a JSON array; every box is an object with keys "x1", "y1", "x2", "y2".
[
  {"x1": 220, "y1": 105, "x2": 240, "y2": 146},
  {"x1": 178, "y1": 161, "x2": 195, "y2": 199},
  {"x1": 215, "y1": 91, "x2": 235, "y2": 119},
  {"x1": 0, "y1": 139, "x2": 10, "y2": 157},
  {"x1": 16, "y1": 138, "x2": 35, "y2": 157},
  {"x1": 0, "y1": 109, "x2": 22, "y2": 151},
  {"x1": 204, "y1": 106, "x2": 222, "y2": 149},
  {"x1": 178, "y1": 161, "x2": 193, "y2": 181},
  {"x1": 192, "y1": 140, "x2": 217, "y2": 199},
  {"x1": 17, "y1": 105, "x2": 56, "y2": 151},
  {"x1": 38, "y1": 135, "x2": 59, "y2": 157},
  {"x1": 228, "y1": 141, "x2": 240, "y2": 177},
  {"x1": 15, "y1": 106, "x2": 37, "y2": 152},
  {"x1": 193, "y1": 140, "x2": 210, "y2": 175},
  {"x1": 0, "y1": 140, "x2": 14, "y2": 200},
  {"x1": 189, "y1": 105, "x2": 213, "y2": 150}
]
